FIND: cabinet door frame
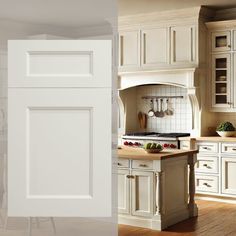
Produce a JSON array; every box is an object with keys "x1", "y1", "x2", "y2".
[
  {"x1": 222, "y1": 157, "x2": 236, "y2": 195},
  {"x1": 118, "y1": 169, "x2": 130, "y2": 214},
  {"x1": 211, "y1": 31, "x2": 231, "y2": 52},
  {"x1": 170, "y1": 25, "x2": 196, "y2": 65},
  {"x1": 131, "y1": 170, "x2": 154, "y2": 218},
  {"x1": 118, "y1": 30, "x2": 140, "y2": 70},
  {"x1": 211, "y1": 53, "x2": 232, "y2": 108},
  {"x1": 141, "y1": 27, "x2": 169, "y2": 67}
]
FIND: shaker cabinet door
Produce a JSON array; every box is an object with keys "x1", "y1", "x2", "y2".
[
  {"x1": 171, "y1": 26, "x2": 196, "y2": 65},
  {"x1": 8, "y1": 40, "x2": 112, "y2": 217}
]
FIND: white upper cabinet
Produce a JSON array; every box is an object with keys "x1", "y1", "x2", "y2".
[
  {"x1": 119, "y1": 31, "x2": 140, "y2": 69},
  {"x1": 141, "y1": 28, "x2": 169, "y2": 67},
  {"x1": 171, "y1": 25, "x2": 196, "y2": 65},
  {"x1": 8, "y1": 40, "x2": 112, "y2": 88},
  {"x1": 212, "y1": 31, "x2": 231, "y2": 52}
]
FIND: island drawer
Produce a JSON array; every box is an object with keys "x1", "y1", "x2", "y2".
[
  {"x1": 117, "y1": 158, "x2": 129, "y2": 168},
  {"x1": 195, "y1": 174, "x2": 218, "y2": 193},
  {"x1": 195, "y1": 156, "x2": 218, "y2": 174},
  {"x1": 196, "y1": 142, "x2": 218, "y2": 154},
  {"x1": 132, "y1": 160, "x2": 153, "y2": 170},
  {"x1": 221, "y1": 143, "x2": 236, "y2": 154}
]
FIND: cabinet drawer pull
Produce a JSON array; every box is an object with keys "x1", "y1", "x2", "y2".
[
  {"x1": 203, "y1": 164, "x2": 211, "y2": 169},
  {"x1": 202, "y1": 147, "x2": 209, "y2": 150},
  {"x1": 232, "y1": 148, "x2": 236, "y2": 151},
  {"x1": 139, "y1": 164, "x2": 148, "y2": 167},
  {"x1": 203, "y1": 182, "x2": 211, "y2": 187},
  {"x1": 126, "y1": 175, "x2": 135, "y2": 179}
]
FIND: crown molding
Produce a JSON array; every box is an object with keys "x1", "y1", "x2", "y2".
[
  {"x1": 119, "y1": 6, "x2": 214, "y2": 29},
  {"x1": 206, "y1": 19, "x2": 236, "y2": 29}
]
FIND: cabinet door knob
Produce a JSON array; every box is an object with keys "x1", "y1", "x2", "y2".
[
  {"x1": 117, "y1": 163, "x2": 122, "y2": 166},
  {"x1": 228, "y1": 45, "x2": 231, "y2": 48}
]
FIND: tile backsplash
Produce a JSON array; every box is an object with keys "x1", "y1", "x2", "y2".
[{"x1": 136, "y1": 85, "x2": 192, "y2": 133}]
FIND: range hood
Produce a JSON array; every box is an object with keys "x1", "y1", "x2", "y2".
[{"x1": 118, "y1": 68, "x2": 204, "y2": 137}]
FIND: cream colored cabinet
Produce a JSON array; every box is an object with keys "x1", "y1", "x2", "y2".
[
  {"x1": 119, "y1": 30, "x2": 140, "y2": 69},
  {"x1": 141, "y1": 28, "x2": 168, "y2": 67},
  {"x1": 222, "y1": 157, "x2": 236, "y2": 195},
  {"x1": 131, "y1": 170, "x2": 154, "y2": 217},
  {"x1": 211, "y1": 31, "x2": 231, "y2": 52},
  {"x1": 211, "y1": 53, "x2": 231, "y2": 108},
  {"x1": 118, "y1": 169, "x2": 130, "y2": 214},
  {"x1": 170, "y1": 25, "x2": 196, "y2": 65}
]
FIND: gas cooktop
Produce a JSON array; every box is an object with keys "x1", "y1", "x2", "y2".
[{"x1": 124, "y1": 132, "x2": 190, "y2": 138}]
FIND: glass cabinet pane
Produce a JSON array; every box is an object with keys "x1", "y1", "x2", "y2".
[
  {"x1": 212, "y1": 54, "x2": 230, "y2": 107},
  {"x1": 212, "y1": 31, "x2": 230, "y2": 52}
]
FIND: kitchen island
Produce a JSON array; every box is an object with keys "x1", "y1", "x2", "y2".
[{"x1": 118, "y1": 146, "x2": 199, "y2": 230}]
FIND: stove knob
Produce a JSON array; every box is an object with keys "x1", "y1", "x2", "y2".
[
  {"x1": 170, "y1": 144, "x2": 177, "y2": 149},
  {"x1": 163, "y1": 143, "x2": 170, "y2": 148}
]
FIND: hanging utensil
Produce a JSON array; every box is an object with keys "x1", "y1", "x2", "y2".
[
  {"x1": 154, "y1": 99, "x2": 161, "y2": 117},
  {"x1": 148, "y1": 99, "x2": 155, "y2": 117},
  {"x1": 164, "y1": 99, "x2": 173, "y2": 116},
  {"x1": 159, "y1": 99, "x2": 165, "y2": 118}
]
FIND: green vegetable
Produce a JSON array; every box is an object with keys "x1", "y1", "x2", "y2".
[
  {"x1": 216, "y1": 122, "x2": 235, "y2": 131},
  {"x1": 144, "y1": 143, "x2": 152, "y2": 149},
  {"x1": 150, "y1": 143, "x2": 157, "y2": 149}
]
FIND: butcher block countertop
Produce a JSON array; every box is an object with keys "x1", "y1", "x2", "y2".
[{"x1": 118, "y1": 146, "x2": 198, "y2": 160}]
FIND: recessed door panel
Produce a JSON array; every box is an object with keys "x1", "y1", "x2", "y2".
[{"x1": 8, "y1": 40, "x2": 111, "y2": 88}]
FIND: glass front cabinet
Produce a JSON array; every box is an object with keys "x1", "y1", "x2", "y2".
[
  {"x1": 212, "y1": 31, "x2": 231, "y2": 52},
  {"x1": 212, "y1": 54, "x2": 231, "y2": 108}
]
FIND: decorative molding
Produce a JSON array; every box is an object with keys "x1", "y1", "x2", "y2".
[
  {"x1": 206, "y1": 19, "x2": 236, "y2": 30},
  {"x1": 119, "y1": 6, "x2": 214, "y2": 30}
]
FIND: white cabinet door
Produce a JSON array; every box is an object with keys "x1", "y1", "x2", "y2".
[
  {"x1": 8, "y1": 40, "x2": 111, "y2": 88},
  {"x1": 222, "y1": 157, "x2": 236, "y2": 195},
  {"x1": 141, "y1": 28, "x2": 168, "y2": 67},
  {"x1": 119, "y1": 31, "x2": 140, "y2": 69},
  {"x1": 131, "y1": 171, "x2": 154, "y2": 217},
  {"x1": 118, "y1": 169, "x2": 130, "y2": 214},
  {"x1": 171, "y1": 26, "x2": 196, "y2": 65},
  {"x1": 8, "y1": 41, "x2": 112, "y2": 217}
]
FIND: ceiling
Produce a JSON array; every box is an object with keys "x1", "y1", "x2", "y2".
[
  {"x1": 119, "y1": 0, "x2": 236, "y2": 16},
  {"x1": 0, "y1": 0, "x2": 116, "y2": 28}
]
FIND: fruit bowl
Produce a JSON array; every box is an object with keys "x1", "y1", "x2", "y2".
[
  {"x1": 217, "y1": 131, "x2": 236, "y2": 137},
  {"x1": 144, "y1": 148, "x2": 163, "y2": 153}
]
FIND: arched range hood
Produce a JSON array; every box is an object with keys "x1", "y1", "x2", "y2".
[{"x1": 118, "y1": 68, "x2": 203, "y2": 136}]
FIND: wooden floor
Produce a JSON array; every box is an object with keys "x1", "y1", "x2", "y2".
[{"x1": 119, "y1": 200, "x2": 236, "y2": 236}]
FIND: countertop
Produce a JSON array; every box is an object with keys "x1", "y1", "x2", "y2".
[
  {"x1": 118, "y1": 146, "x2": 198, "y2": 160},
  {"x1": 179, "y1": 136, "x2": 236, "y2": 142}
]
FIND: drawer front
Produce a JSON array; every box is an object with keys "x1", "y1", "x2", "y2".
[
  {"x1": 196, "y1": 156, "x2": 218, "y2": 174},
  {"x1": 117, "y1": 158, "x2": 129, "y2": 168},
  {"x1": 195, "y1": 175, "x2": 218, "y2": 193},
  {"x1": 221, "y1": 143, "x2": 236, "y2": 154},
  {"x1": 180, "y1": 141, "x2": 190, "y2": 150},
  {"x1": 196, "y1": 142, "x2": 218, "y2": 154},
  {"x1": 132, "y1": 160, "x2": 153, "y2": 170}
]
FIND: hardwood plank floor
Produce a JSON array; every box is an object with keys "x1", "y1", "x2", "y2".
[{"x1": 119, "y1": 200, "x2": 236, "y2": 236}]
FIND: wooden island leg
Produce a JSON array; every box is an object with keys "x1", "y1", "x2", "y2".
[{"x1": 188, "y1": 154, "x2": 198, "y2": 217}]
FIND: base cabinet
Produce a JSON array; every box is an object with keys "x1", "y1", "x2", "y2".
[
  {"x1": 118, "y1": 155, "x2": 197, "y2": 231},
  {"x1": 118, "y1": 169, "x2": 130, "y2": 214},
  {"x1": 222, "y1": 157, "x2": 236, "y2": 195},
  {"x1": 131, "y1": 171, "x2": 154, "y2": 217},
  {"x1": 196, "y1": 141, "x2": 236, "y2": 199}
]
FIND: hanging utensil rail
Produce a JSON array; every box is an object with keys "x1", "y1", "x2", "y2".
[{"x1": 142, "y1": 96, "x2": 184, "y2": 99}]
